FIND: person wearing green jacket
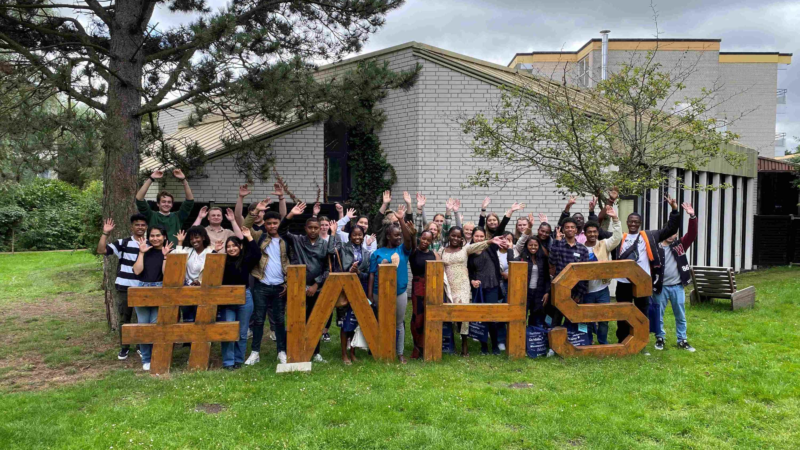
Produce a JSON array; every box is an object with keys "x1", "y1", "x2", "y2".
[{"x1": 135, "y1": 169, "x2": 195, "y2": 245}]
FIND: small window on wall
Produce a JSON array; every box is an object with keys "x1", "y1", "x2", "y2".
[
  {"x1": 577, "y1": 56, "x2": 590, "y2": 88},
  {"x1": 327, "y1": 157, "x2": 343, "y2": 198}
]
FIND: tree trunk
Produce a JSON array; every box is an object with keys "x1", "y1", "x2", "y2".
[{"x1": 101, "y1": 1, "x2": 149, "y2": 330}]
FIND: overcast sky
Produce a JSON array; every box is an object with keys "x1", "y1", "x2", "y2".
[{"x1": 153, "y1": 0, "x2": 798, "y2": 153}]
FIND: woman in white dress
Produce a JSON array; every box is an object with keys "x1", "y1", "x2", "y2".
[{"x1": 439, "y1": 226, "x2": 505, "y2": 357}]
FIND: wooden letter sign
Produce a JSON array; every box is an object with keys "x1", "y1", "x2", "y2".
[
  {"x1": 286, "y1": 264, "x2": 397, "y2": 363},
  {"x1": 122, "y1": 253, "x2": 245, "y2": 375},
  {"x1": 548, "y1": 260, "x2": 651, "y2": 357},
  {"x1": 423, "y1": 261, "x2": 527, "y2": 362}
]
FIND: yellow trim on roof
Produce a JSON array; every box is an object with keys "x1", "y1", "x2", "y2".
[
  {"x1": 509, "y1": 40, "x2": 721, "y2": 67},
  {"x1": 719, "y1": 54, "x2": 792, "y2": 64}
]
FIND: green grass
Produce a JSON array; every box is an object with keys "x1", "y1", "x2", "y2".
[
  {"x1": 0, "y1": 251, "x2": 798, "y2": 449},
  {"x1": 0, "y1": 250, "x2": 102, "y2": 303}
]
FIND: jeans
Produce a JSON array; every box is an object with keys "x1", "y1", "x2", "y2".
[
  {"x1": 615, "y1": 282, "x2": 650, "y2": 343},
  {"x1": 583, "y1": 287, "x2": 611, "y2": 344},
  {"x1": 115, "y1": 289, "x2": 133, "y2": 351},
  {"x1": 479, "y1": 286, "x2": 502, "y2": 354},
  {"x1": 135, "y1": 281, "x2": 163, "y2": 362},
  {"x1": 221, "y1": 288, "x2": 255, "y2": 367},
  {"x1": 251, "y1": 283, "x2": 286, "y2": 353},
  {"x1": 653, "y1": 284, "x2": 688, "y2": 341}
]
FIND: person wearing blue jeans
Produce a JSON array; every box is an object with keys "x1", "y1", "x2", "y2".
[
  {"x1": 582, "y1": 287, "x2": 611, "y2": 344},
  {"x1": 221, "y1": 288, "x2": 255, "y2": 368},
  {"x1": 653, "y1": 284, "x2": 687, "y2": 343}
]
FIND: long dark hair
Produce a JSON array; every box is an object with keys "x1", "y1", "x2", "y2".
[{"x1": 224, "y1": 236, "x2": 246, "y2": 269}]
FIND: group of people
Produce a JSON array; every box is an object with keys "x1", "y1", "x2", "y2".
[{"x1": 100, "y1": 170, "x2": 698, "y2": 372}]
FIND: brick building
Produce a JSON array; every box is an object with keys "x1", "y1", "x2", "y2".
[{"x1": 143, "y1": 42, "x2": 759, "y2": 271}]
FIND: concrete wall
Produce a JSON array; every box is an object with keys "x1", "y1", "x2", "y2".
[{"x1": 718, "y1": 63, "x2": 778, "y2": 156}]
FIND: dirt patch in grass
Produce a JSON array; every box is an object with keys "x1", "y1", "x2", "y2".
[
  {"x1": 195, "y1": 403, "x2": 226, "y2": 414},
  {"x1": 508, "y1": 383, "x2": 533, "y2": 389}
]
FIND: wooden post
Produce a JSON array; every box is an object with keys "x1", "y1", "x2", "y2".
[
  {"x1": 423, "y1": 261, "x2": 444, "y2": 362},
  {"x1": 122, "y1": 253, "x2": 245, "y2": 375},
  {"x1": 286, "y1": 266, "x2": 306, "y2": 363},
  {"x1": 376, "y1": 264, "x2": 397, "y2": 361},
  {"x1": 548, "y1": 260, "x2": 651, "y2": 357},
  {"x1": 506, "y1": 262, "x2": 526, "y2": 360}
]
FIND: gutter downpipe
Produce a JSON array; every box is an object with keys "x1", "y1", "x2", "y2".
[{"x1": 600, "y1": 29, "x2": 610, "y2": 81}]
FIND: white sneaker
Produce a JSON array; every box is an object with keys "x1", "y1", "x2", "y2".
[
  {"x1": 247, "y1": 328, "x2": 253, "y2": 339},
  {"x1": 498, "y1": 343, "x2": 506, "y2": 351},
  {"x1": 546, "y1": 349, "x2": 556, "y2": 358},
  {"x1": 142, "y1": 363, "x2": 150, "y2": 371},
  {"x1": 244, "y1": 351, "x2": 260, "y2": 366},
  {"x1": 312, "y1": 354, "x2": 327, "y2": 364},
  {"x1": 277, "y1": 351, "x2": 287, "y2": 364},
  {"x1": 269, "y1": 331, "x2": 276, "y2": 341},
  {"x1": 137, "y1": 349, "x2": 143, "y2": 359}
]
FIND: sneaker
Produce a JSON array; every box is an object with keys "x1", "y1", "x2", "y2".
[
  {"x1": 118, "y1": 348, "x2": 130, "y2": 360},
  {"x1": 223, "y1": 365, "x2": 235, "y2": 371},
  {"x1": 233, "y1": 363, "x2": 243, "y2": 369},
  {"x1": 312, "y1": 354, "x2": 328, "y2": 364},
  {"x1": 142, "y1": 363, "x2": 150, "y2": 371},
  {"x1": 655, "y1": 338, "x2": 665, "y2": 351},
  {"x1": 247, "y1": 328, "x2": 253, "y2": 339},
  {"x1": 678, "y1": 340, "x2": 696, "y2": 352},
  {"x1": 244, "y1": 351, "x2": 260, "y2": 366},
  {"x1": 498, "y1": 343, "x2": 506, "y2": 351},
  {"x1": 277, "y1": 351, "x2": 287, "y2": 364},
  {"x1": 642, "y1": 350, "x2": 651, "y2": 356},
  {"x1": 322, "y1": 332, "x2": 331, "y2": 343},
  {"x1": 269, "y1": 331, "x2": 276, "y2": 341},
  {"x1": 546, "y1": 349, "x2": 556, "y2": 358},
  {"x1": 137, "y1": 349, "x2": 142, "y2": 358}
]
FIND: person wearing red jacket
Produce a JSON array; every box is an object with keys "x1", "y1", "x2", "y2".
[{"x1": 652, "y1": 203, "x2": 698, "y2": 352}]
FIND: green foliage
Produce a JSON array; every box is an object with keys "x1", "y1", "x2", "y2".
[
  {"x1": 347, "y1": 127, "x2": 397, "y2": 217},
  {"x1": 461, "y1": 52, "x2": 744, "y2": 201},
  {"x1": 0, "y1": 179, "x2": 102, "y2": 251}
]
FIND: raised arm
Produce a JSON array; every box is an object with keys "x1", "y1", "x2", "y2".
[
  {"x1": 479, "y1": 196, "x2": 490, "y2": 220},
  {"x1": 234, "y1": 184, "x2": 251, "y2": 226},
  {"x1": 680, "y1": 203, "x2": 698, "y2": 249},
  {"x1": 379, "y1": 190, "x2": 391, "y2": 215},
  {"x1": 97, "y1": 218, "x2": 115, "y2": 255},
  {"x1": 132, "y1": 237, "x2": 152, "y2": 276},
  {"x1": 452, "y1": 199, "x2": 463, "y2": 227},
  {"x1": 415, "y1": 193, "x2": 427, "y2": 230},
  {"x1": 394, "y1": 205, "x2": 413, "y2": 251},
  {"x1": 172, "y1": 169, "x2": 194, "y2": 201},
  {"x1": 225, "y1": 208, "x2": 244, "y2": 239},
  {"x1": 602, "y1": 206, "x2": 623, "y2": 251},
  {"x1": 192, "y1": 206, "x2": 208, "y2": 227},
  {"x1": 655, "y1": 195, "x2": 681, "y2": 242},
  {"x1": 279, "y1": 202, "x2": 306, "y2": 244},
  {"x1": 136, "y1": 169, "x2": 162, "y2": 201}
]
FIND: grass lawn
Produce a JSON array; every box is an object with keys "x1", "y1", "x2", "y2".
[{"x1": 0, "y1": 251, "x2": 798, "y2": 449}]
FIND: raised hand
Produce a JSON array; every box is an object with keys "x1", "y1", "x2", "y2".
[
  {"x1": 490, "y1": 235, "x2": 506, "y2": 247},
  {"x1": 527, "y1": 212, "x2": 535, "y2": 227},
  {"x1": 335, "y1": 202, "x2": 343, "y2": 214},
  {"x1": 225, "y1": 208, "x2": 236, "y2": 223},
  {"x1": 366, "y1": 234, "x2": 376, "y2": 246},
  {"x1": 238, "y1": 184, "x2": 251, "y2": 198},
  {"x1": 538, "y1": 212, "x2": 548, "y2": 224},
  {"x1": 136, "y1": 237, "x2": 152, "y2": 253},
  {"x1": 272, "y1": 182, "x2": 284, "y2": 197},
  {"x1": 395, "y1": 204, "x2": 407, "y2": 222},
  {"x1": 346, "y1": 208, "x2": 356, "y2": 219},
  {"x1": 589, "y1": 196, "x2": 597, "y2": 212},
  {"x1": 150, "y1": 169, "x2": 164, "y2": 179},
  {"x1": 481, "y1": 196, "x2": 491, "y2": 209},
  {"x1": 566, "y1": 196, "x2": 577, "y2": 208},
  {"x1": 605, "y1": 204, "x2": 617, "y2": 219},
  {"x1": 555, "y1": 227, "x2": 564, "y2": 241},
  {"x1": 162, "y1": 241, "x2": 174, "y2": 256},
  {"x1": 329, "y1": 220, "x2": 337, "y2": 234},
  {"x1": 172, "y1": 169, "x2": 186, "y2": 180},
  {"x1": 102, "y1": 218, "x2": 115, "y2": 234},
  {"x1": 313, "y1": 202, "x2": 321, "y2": 216},
  {"x1": 664, "y1": 194, "x2": 678, "y2": 210},
  {"x1": 214, "y1": 240, "x2": 224, "y2": 253},
  {"x1": 241, "y1": 226, "x2": 252, "y2": 239},
  {"x1": 446, "y1": 198, "x2": 455, "y2": 211},
  {"x1": 291, "y1": 202, "x2": 307, "y2": 216},
  {"x1": 403, "y1": 191, "x2": 412, "y2": 205},
  {"x1": 607, "y1": 188, "x2": 619, "y2": 206},
  {"x1": 255, "y1": 198, "x2": 270, "y2": 211},
  {"x1": 510, "y1": 202, "x2": 525, "y2": 212},
  {"x1": 681, "y1": 202, "x2": 695, "y2": 216},
  {"x1": 416, "y1": 192, "x2": 426, "y2": 210},
  {"x1": 197, "y1": 205, "x2": 209, "y2": 219},
  {"x1": 453, "y1": 199, "x2": 461, "y2": 212},
  {"x1": 382, "y1": 190, "x2": 391, "y2": 205},
  {"x1": 175, "y1": 229, "x2": 186, "y2": 244}
]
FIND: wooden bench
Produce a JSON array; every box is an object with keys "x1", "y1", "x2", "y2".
[{"x1": 689, "y1": 266, "x2": 755, "y2": 310}]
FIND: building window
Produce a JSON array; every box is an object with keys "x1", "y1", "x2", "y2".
[{"x1": 577, "y1": 56, "x2": 590, "y2": 88}]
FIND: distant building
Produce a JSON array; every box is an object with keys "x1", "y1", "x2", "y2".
[{"x1": 508, "y1": 36, "x2": 792, "y2": 158}]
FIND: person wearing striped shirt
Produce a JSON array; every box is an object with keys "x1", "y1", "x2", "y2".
[{"x1": 97, "y1": 214, "x2": 149, "y2": 361}]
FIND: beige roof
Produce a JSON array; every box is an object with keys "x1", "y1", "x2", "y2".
[{"x1": 140, "y1": 41, "x2": 751, "y2": 171}]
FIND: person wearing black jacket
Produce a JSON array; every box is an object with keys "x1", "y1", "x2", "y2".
[
  {"x1": 279, "y1": 202, "x2": 338, "y2": 363},
  {"x1": 515, "y1": 237, "x2": 551, "y2": 327},
  {"x1": 614, "y1": 195, "x2": 681, "y2": 346},
  {"x1": 333, "y1": 225, "x2": 372, "y2": 365},
  {"x1": 215, "y1": 228, "x2": 261, "y2": 370},
  {"x1": 467, "y1": 227, "x2": 510, "y2": 355}
]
